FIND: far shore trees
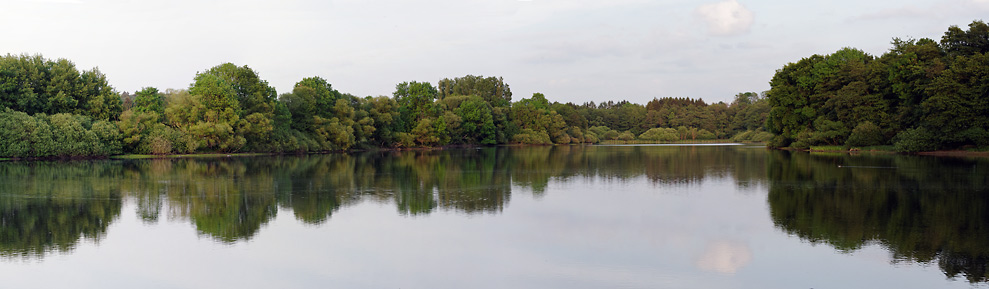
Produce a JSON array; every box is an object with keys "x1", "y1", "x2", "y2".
[
  {"x1": 766, "y1": 20, "x2": 989, "y2": 152},
  {"x1": 3, "y1": 57, "x2": 770, "y2": 157}
]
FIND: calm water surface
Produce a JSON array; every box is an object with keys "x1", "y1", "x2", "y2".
[{"x1": 0, "y1": 145, "x2": 987, "y2": 288}]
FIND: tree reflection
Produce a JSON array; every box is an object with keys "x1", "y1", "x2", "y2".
[
  {"x1": 0, "y1": 161, "x2": 122, "y2": 258},
  {"x1": 0, "y1": 144, "x2": 768, "y2": 255},
  {"x1": 767, "y1": 151, "x2": 989, "y2": 283}
]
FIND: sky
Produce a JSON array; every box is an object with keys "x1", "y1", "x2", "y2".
[{"x1": 1, "y1": 0, "x2": 987, "y2": 105}]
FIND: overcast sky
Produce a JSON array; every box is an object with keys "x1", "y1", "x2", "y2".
[{"x1": 2, "y1": 0, "x2": 987, "y2": 104}]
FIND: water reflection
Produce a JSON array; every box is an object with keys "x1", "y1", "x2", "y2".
[
  {"x1": 767, "y1": 151, "x2": 989, "y2": 283},
  {"x1": 4, "y1": 145, "x2": 989, "y2": 285},
  {"x1": 0, "y1": 161, "x2": 122, "y2": 258},
  {"x1": 0, "y1": 145, "x2": 764, "y2": 254}
]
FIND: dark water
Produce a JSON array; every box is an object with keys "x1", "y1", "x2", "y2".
[{"x1": 0, "y1": 145, "x2": 987, "y2": 288}]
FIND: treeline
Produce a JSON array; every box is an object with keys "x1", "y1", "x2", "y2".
[
  {"x1": 1, "y1": 55, "x2": 769, "y2": 158},
  {"x1": 767, "y1": 20, "x2": 989, "y2": 152}
]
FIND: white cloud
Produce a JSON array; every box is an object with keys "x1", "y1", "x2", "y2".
[{"x1": 695, "y1": 0, "x2": 754, "y2": 36}]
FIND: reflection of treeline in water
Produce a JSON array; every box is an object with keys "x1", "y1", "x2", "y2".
[
  {"x1": 767, "y1": 151, "x2": 989, "y2": 283},
  {"x1": 0, "y1": 145, "x2": 765, "y2": 251},
  {"x1": 508, "y1": 145, "x2": 767, "y2": 190},
  {"x1": 0, "y1": 161, "x2": 122, "y2": 258}
]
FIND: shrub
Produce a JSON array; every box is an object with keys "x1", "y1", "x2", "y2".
[
  {"x1": 92, "y1": 120, "x2": 122, "y2": 155},
  {"x1": 730, "y1": 131, "x2": 753, "y2": 142},
  {"x1": 767, "y1": 135, "x2": 790, "y2": 148},
  {"x1": 845, "y1": 121, "x2": 883, "y2": 147},
  {"x1": 584, "y1": 131, "x2": 600, "y2": 144},
  {"x1": 551, "y1": 131, "x2": 571, "y2": 144},
  {"x1": 751, "y1": 131, "x2": 775, "y2": 142},
  {"x1": 393, "y1": 132, "x2": 415, "y2": 148},
  {"x1": 512, "y1": 129, "x2": 552, "y2": 144},
  {"x1": 638, "y1": 128, "x2": 679, "y2": 141},
  {"x1": 958, "y1": 127, "x2": 989, "y2": 147},
  {"x1": 790, "y1": 129, "x2": 815, "y2": 149},
  {"x1": 617, "y1": 131, "x2": 636, "y2": 141},
  {"x1": 0, "y1": 111, "x2": 120, "y2": 158},
  {"x1": 696, "y1": 129, "x2": 716, "y2": 140},
  {"x1": 567, "y1": 127, "x2": 585, "y2": 143},
  {"x1": 893, "y1": 127, "x2": 939, "y2": 152}
]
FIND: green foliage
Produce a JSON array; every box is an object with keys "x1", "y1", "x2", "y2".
[
  {"x1": 638, "y1": 127, "x2": 679, "y2": 142},
  {"x1": 730, "y1": 130, "x2": 775, "y2": 143},
  {"x1": 438, "y1": 75, "x2": 512, "y2": 107},
  {"x1": 766, "y1": 21, "x2": 989, "y2": 151},
  {"x1": 92, "y1": 120, "x2": 122, "y2": 155},
  {"x1": 617, "y1": 131, "x2": 635, "y2": 141},
  {"x1": 697, "y1": 129, "x2": 716, "y2": 140},
  {"x1": 202, "y1": 63, "x2": 278, "y2": 117},
  {"x1": 198, "y1": 63, "x2": 279, "y2": 151},
  {"x1": 893, "y1": 127, "x2": 939, "y2": 152},
  {"x1": 361, "y1": 96, "x2": 399, "y2": 145},
  {"x1": 0, "y1": 110, "x2": 119, "y2": 158},
  {"x1": 0, "y1": 54, "x2": 122, "y2": 120},
  {"x1": 117, "y1": 110, "x2": 160, "y2": 154},
  {"x1": 168, "y1": 74, "x2": 246, "y2": 152},
  {"x1": 845, "y1": 121, "x2": 883, "y2": 147},
  {"x1": 394, "y1": 81, "x2": 437, "y2": 124},
  {"x1": 512, "y1": 128, "x2": 552, "y2": 144},
  {"x1": 566, "y1": 126, "x2": 585, "y2": 143},
  {"x1": 2, "y1": 57, "x2": 781, "y2": 154},
  {"x1": 393, "y1": 132, "x2": 415, "y2": 148},
  {"x1": 453, "y1": 96, "x2": 496, "y2": 145},
  {"x1": 941, "y1": 20, "x2": 989, "y2": 58},
  {"x1": 134, "y1": 87, "x2": 164, "y2": 115},
  {"x1": 412, "y1": 117, "x2": 440, "y2": 146},
  {"x1": 810, "y1": 117, "x2": 848, "y2": 146},
  {"x1": 959, "y1": 127, "x2": 989, "y2": 147}
]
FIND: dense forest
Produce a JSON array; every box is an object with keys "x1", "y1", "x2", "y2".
[
  {"x1": 766, "y1": 20, "x2": 989, "y2": 152},
  {"x1": 0, "y1": 56, "x2": 769, "y2": 158}
]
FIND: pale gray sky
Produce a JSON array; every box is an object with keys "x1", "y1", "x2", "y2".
[{"x1": 2, "y1": 0, "x2": 987, "y2": 104}]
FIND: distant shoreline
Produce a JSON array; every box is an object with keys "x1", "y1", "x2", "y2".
[{"x1": 4, "y1": 143, "x2": 989, "y2": 162}]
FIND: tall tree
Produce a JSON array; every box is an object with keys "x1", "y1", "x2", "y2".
[
  {"x1": 0, "y1": 54, "x2": 121, "y2": 120},
  {"x1": 437, "y1": 75, "x2": 512, "y2": 107},
  {"x1": 133, "y1": 87, "x2": 164, "y2": 115}
]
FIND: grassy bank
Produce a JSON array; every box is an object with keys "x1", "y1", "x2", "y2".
[
  {"x1": 111, "y1": 152, "x2": 274, "y2": 160},
  {"x1": 599, "y1": 139, "x2": 741, "y2": 145},
  {"x1": 808, "y1": 145, "x2": 896, "y2": 152},
  {"x1": 801, "y1": 145, "x2": 989, "y2": 158}
]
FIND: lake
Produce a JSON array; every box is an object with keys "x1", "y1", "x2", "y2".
[{"x1": 1, "y1": 144, "x2": 987, "y2": 288}]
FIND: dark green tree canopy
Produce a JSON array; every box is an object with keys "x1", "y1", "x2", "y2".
[
  {"x1": 767, "y1": 20, "x2": 989, "y2": 151},
  {"x1": 941, "y1": 20, "x2": 989, "y2": 58},
  {"x1": 133, "y1": 87, "x2": 164, "y2": 115},
  {"x1": 0, "y1": 54, "x2": 122, "y2": 121},
  {"x1": 438, "y1": 75, "x2": 512, "y2": 107},
  {"x1": 200, "y1": 63, "x2": 278, "y2": 117},
  {"x1": 393, "y1": 81, "x2": 437, "y2": 123}
]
